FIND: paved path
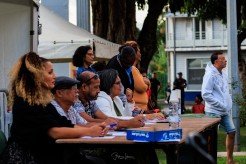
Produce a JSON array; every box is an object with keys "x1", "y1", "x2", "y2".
[{"x1": 217, "y1": 152, "x2": 246, "y2": 157}]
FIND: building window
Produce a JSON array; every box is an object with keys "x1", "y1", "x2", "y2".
[
  {"x1": 187, "y1": 58, "x2": 210, "y2": 90},
  {"x1": 195, "y1": 18, "x2": 206, "y2": 40}
]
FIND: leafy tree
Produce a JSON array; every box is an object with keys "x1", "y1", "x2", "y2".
[
  {"x1": 149, "y1": 40, "x2": 168, "y2": 99},
  {"x1": 149, "y1": 12, "x2": 168, "y2": 99},
  {"x1": 136, "y1": 0, "x2": 168, "y2": 70},
  {"x1": 91, "y1": 0, "x2": 168, "y2": 70},
  {"x1": 168, "y1": 0, "x2": 246, "y2": 99}
]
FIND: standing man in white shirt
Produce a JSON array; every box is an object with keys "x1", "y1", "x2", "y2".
[{"x1": 202, "y1": 52, "x2": 237, "y2": 164}]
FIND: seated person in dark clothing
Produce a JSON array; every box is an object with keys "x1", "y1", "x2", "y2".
[
  {"x1": 91, "y1": 61, "x2": 107, "y2": 72},
  {"x1": 106, "y1": 46, "x2": 136, "y2": 106}
]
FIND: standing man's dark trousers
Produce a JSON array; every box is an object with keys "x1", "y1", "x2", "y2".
[
  {"x1": 181, "y1": 90, "x2": 186, "y2": 114},
  {"x1": 151, "y1": 92, "x2": 158, "y2": 109}
]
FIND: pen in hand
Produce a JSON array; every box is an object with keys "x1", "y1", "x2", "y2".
[{"x1": 105, "y1": 123, "x2": 117, "y2": 128}]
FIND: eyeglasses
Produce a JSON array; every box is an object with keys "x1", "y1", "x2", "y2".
[
  {"x1": 114, "y1": 81, "x2": 121, "y2": 85},
  {"x1": 86, "y1": 53, "x2": 95, "y2": 57},
  {"x1": 84, "y1": 74, "x2": 99, "y2": 84}
]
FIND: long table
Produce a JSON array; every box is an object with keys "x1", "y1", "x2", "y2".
[{"x1": 56, "y1": 117, "x2": 221, "y2": 164}]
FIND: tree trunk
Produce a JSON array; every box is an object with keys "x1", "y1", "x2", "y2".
[
  {"x1": 91, "y1": 0, "x2": 168, "y2": 69},
  {"x1": 91, "y1": 0, "x2": 136, "y2": 44},
  {"x1": 137, "y1": 0, "x2": 167, "y2": 70},
  {"x1": 91, "y1": 0, "x2": 108, "y2": 39}
]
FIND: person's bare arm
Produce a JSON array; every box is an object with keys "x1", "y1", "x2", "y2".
[
  {"x1": 48, "y1": 123, "x2": 108, "y2": 139},
  {"x1": 79, "y1": 112, "x2": 105, "y2": 123},
  {"x1": 117, "y1": 115, "x2": 145, "y2": 129},
  {"x1": 74, "y1": 122, "x2": 100, "y2": 127},
  {"x1": 94, "y1": 109, "x2": 108, "y2": 120},
  {"x1": 144, "y1": 113, "x2": 164, "y2": 120}
]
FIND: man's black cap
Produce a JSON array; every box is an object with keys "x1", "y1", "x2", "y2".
[
  {"x1": 177, "y1": 72, "x2": 183, "y2": 75},
  {"x1": 51, "y1": 76, "x2": 80, "y2": 94}
]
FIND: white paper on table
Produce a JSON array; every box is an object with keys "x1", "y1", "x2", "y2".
[
  {"x1": 107, "y1": 131, "x2": 127, "y2": 136},
  {"x1": 114, "y1": 116, "x2": 133, "y2": 120},
  {"x1": 81, "y1": 136, "x2": 115, "y2": 139},
  {"x1": 144, "y1": 122, "x2": 155, "y2": 125},
  {"x1": 145, "y1": 118, "x2": 169, "y2": 123},
  {"x1": 133, "y1": 140, "x2": 149, "y2": 142}
]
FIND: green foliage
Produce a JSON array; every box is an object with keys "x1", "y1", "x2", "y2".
[
  {"x1": 237, "y1": 101, "x2": 246, "y2": 128},
  {"x1": 168, "y1": 0, "x2": 185, "y2": 13},
  {"x1": 149, "y1": 41, "x2": 168, "y2": 99},
  {"x1": 149, "y1": 42, "x2": 167, "y2": 72},
  {"x1": 156, "y1": 149, "x2": 166, "y2": 164},
  {"x1": 168, "y1": 0, "x2": 246, "y2": 33},
  {"x1": 240, "y1": 104, "x2": 246, "y2": 127},
  {"x1": 148, "y1": 9, "x2": 169, "y2": 100},
  {"x1": 156, "y1": 11, "x2": 166, "y2": 44},
  {"x1": 184, "y1": 0, "x2": 227, "y2": 23},
  {"x1": 233, "y1": 94, "x2": 246, "y2": 127}
]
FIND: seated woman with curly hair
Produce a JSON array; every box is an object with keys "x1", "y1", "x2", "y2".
[{"x1": 1, "y1": 52, "x2": 107, "y2": 164}]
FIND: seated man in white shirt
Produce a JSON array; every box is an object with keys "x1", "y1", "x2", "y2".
[{"x1": 74, "y1": 71, "x2": 145, "y2": 129}]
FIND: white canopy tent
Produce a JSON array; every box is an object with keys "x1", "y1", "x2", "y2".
[{"x1": 38, "y1": 5, "x2": 120, "y2": 61}]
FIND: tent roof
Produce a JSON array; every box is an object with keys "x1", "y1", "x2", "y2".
[{"x1": 38, "y1": 5, "x2": 120, "y2": 61}]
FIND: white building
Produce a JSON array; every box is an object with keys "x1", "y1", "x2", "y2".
[{"x1": 165, "y1": 12, "x2": 246, "y2": 102}]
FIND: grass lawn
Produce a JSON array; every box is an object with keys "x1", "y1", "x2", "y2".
[
  {"x1": 217, "y1": 156, "x2": 246, "y2": 164},
  {"x1": 157, "y1": 126, "x2": 246, "y2": 164},
  {"x1": 217, "y1": 126, "x2": 246, "y2": 164},
  {"x1": 218, "y1": 126, "x2": 246, "y2": 151}
]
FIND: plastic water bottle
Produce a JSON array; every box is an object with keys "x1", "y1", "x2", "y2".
[
  {"x1": 178, "y1": 98, "x2": 182, "y2": 122},
  {"x1": 168, "y1": 102, "x2": 180, "y2": 129}
]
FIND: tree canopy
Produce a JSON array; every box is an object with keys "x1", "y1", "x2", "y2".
[
  {"x1": 91, "y1": 0, "x2": 168, "y2": 70},
  {"x1": 169, "y1": 0, "x2": 246, "y2": 45}
]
